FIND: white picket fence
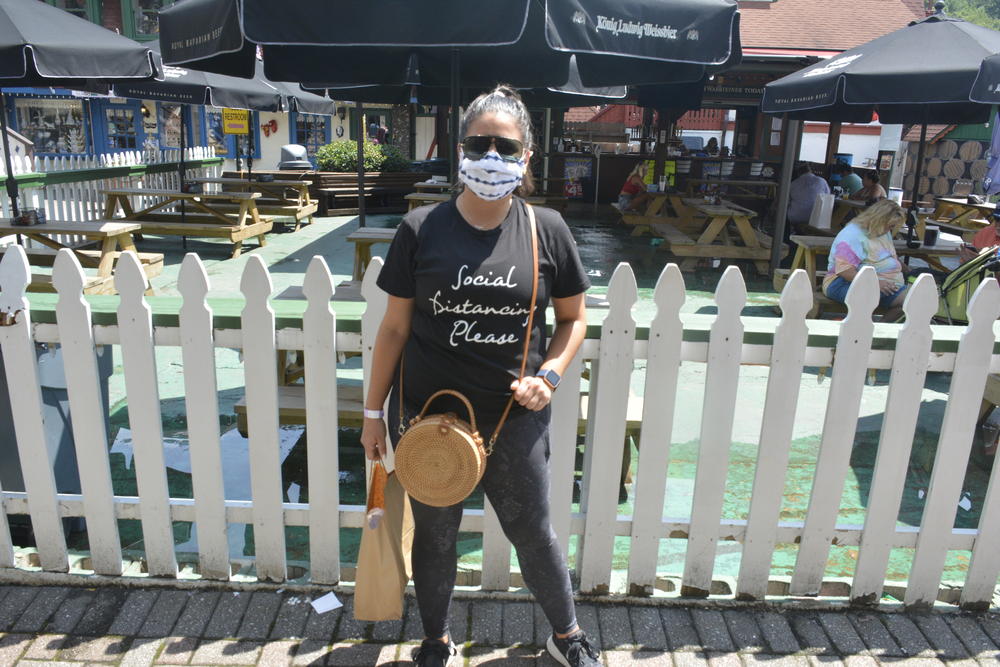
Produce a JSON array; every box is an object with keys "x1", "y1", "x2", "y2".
[
  {"x1": 0, "y1": 146, "x2": 220, "y2": 223},
  {"x1": 1, "y1": 249, "x2": 999, "y2": 610}
]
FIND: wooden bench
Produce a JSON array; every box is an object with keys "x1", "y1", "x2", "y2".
[
  {"x1": 191, "y1": 177, "x2": 318, "y2": 229},
  {"x1": 0, "y1": 246, "x2": 164, "y2": 278}
]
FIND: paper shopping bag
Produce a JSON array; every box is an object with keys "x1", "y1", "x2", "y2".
[{"x1": 354, "y1": 464, "x2": 413, "y2": 621}]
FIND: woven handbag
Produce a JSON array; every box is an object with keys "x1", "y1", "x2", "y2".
[{"x1": 393, "y1": 204, "x2": 539, "y2": 507}]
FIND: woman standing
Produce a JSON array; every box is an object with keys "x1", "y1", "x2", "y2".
[
  {"x1": 361, "y1": 86, "x2": 598, "y2": 667},
  {"x1": 822, "y1": 199, "x2": 908, "y2": 321}
]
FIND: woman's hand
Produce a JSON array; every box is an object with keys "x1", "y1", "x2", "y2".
[
  {"x1": 878, "y1": 278, "x2": 899, "y2": 295},
  {"x1": 360, "y1": 417, "x2": 388, "y2": 461},
  {"x1": 510, "y1": 376, "x2": 552, "y2": 411}
]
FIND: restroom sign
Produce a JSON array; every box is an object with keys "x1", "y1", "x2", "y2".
[{"x1": 222, "y1": 108, "x2": 249, "y2": 134}]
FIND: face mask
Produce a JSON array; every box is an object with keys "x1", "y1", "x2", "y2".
[{"x1": 458, "y1": 149, "x2": 527, "y2": 201}]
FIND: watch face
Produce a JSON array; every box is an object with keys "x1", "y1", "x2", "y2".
[{"x1": 539, "y1": 369, "x2": 560, "y2": 388}]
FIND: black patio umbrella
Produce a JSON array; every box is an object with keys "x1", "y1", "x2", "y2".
[
  {"x1": 761, "y1": 1, "x2": 1000, "y2": 258},
  {"x1": 0, "y1": 0, "x2": 161, "y2": 218},
  {"x1": 970, "y1": 53, "x2": 1000, "y2": 104},
  {"x1": 113, "y1": 43, "x2": 282, "y2": 194},
  {"x1": 160, "y1": 0, "x2": 740, "y2": 88}
]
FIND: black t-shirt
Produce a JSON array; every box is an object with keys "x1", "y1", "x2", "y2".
[{"x1": 377, "y1": 197, "x2": 590, "y2": 421}]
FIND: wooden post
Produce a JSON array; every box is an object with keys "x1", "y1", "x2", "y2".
[{"x1": 824, "y1": 121, "x2": 843, "y2": 167}]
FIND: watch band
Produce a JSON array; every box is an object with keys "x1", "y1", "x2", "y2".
[{"x1": 363, "y1": 408, "x2": 385, "y2": 419}]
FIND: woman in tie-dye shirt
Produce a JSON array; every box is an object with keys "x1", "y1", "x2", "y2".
[{"x1": 823, "y1": 199, "x2": 908, "y2": 321}]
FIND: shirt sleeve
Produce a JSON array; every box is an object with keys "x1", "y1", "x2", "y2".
[
  {"x1": 541, "y1": 211, "x2": 591, "y2": 299},
  {"x1": 829, "y1": 226, "x2": 865, "y2": 276},
  {"x1": 376, "y1": 217, "x2": 418, "y2": 298}
]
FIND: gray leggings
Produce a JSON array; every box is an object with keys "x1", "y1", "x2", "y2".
[{"x1": 389, "y1": 391, "x2": 578, "y2": 640}]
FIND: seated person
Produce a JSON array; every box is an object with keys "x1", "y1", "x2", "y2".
[
  {"x1": 823, "y1": 199, "x2": 908, "y2": 321},
  {"x1": 617, "y1": 162, "x2": 652, "y2": 212},
  {"x1": 833, "y1": 163, "x2": 863, "y2": 196},
  {"x1": 851, "y1": 170, "x2": 887, "y2": 203},
  {"x1": 788, "y1": 163, "x2": 830, "y2": 231},
  {"x1": 706, "y1": 137, "x2": 719, "y2": 155},
  {"x1": 959, "y1": 209, "x2": 1000, "y2": 262}
]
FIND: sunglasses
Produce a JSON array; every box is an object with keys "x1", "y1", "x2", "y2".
[{"x1": 461, "y1": 135, "x2": 525, "y2": 162}]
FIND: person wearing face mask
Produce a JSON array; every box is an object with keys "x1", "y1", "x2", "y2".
[{"x1": 361, "y1": 85, "x2": 596, "y2": 667}]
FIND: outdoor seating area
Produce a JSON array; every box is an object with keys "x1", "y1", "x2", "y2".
[{"x1": 8, "y1": 5, "x2": 1000, "y2": 665}]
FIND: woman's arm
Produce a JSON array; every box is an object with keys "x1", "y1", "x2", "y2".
[
  {"x1": 511, "y1": 292, "x2": 588, "y2": 411},
  {"x1": 836, "y1": 260, "x2": 898, "y2": 294},
  {"x1": 360, "y1": 295, "x2": 415, "y2": 459}
]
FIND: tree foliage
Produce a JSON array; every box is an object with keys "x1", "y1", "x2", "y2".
[{"x1": 926, "y1": 0, "x2": 1000, "y2": 30}]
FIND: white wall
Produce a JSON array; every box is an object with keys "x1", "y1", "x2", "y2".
[
  {"x1": 415, "y1": 116, "x2": 437, "y2": 160},
  {"x1": 799, "y1": 131, "x2": 880, "y2": 168},
  {"x1": 258, "y1": 111, "x2": 285, "y2": 170}
]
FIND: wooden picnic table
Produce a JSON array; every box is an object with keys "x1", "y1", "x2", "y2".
[
  {"x1": 347, "y1": 227, "x2": 397, "y2": 280},
  {"x1": 684, "y1": 178, "x2": 778, "y2": 200},
  {"x1": 102, "y1": 187, "x2": 273, "y2": 258},
  {"x1": 404, "y1": 192, "x2": 566, "y2": 212},
  {"x1": 0, "y1": 219, "x2": 160, "y2": 294},
  {"x1": 830, "y1": 197, "x2": 868, "y2": 229},
  {"x1": 775, "y1": 234, "x2": 964, "y2": 309},
  {"x1": 190, "y1": 177, "x2": 317, "y2": 228},
  {"x1": 931, "y1": 197, "x2": 995, "y2": 230},
  {"x1": 412, "y1": 180, "x2": 454, "y2": 192},
  {"x1": 644, "y1": 199, "x2": 782, "y2": 275},
  {"x1": 619, "y1": 192, "x2": 706, "y2": 236}
]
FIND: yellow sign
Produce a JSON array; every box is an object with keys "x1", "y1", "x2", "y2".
[{"x1": 221, "y1": 108, "x2": 249, "y2": 135}]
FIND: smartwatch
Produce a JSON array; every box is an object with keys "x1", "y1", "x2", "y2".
[{"x1": 536, "y1": 368, "x2": 561, "y2": 390}]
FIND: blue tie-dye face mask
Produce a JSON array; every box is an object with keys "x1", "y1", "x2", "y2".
[{"x1": 458, "y1": 149, "x2": 526, "y2": 201}]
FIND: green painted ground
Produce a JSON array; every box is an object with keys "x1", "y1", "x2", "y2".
[{"x1": 43, "y1": 204, "x2": 994, "y2": 590}]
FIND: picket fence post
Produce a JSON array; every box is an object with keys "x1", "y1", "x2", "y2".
[
  {"x1": 177, "y1": 253, "x2": 231, "y2": 581},
  {"x1": 239, "y1": 256, "x2": 287, "y2": 582},
  {"x1": 627, "y1": 263, "x2": 685, "y2": 596}
]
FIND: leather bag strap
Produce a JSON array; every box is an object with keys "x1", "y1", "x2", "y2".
[{"x1": 398, "y1": 202, "x2": 540, "y2": 455}]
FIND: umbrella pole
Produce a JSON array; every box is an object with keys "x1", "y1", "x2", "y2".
[
  {"x1": 247, "y1": 121, "x2": 254, "y2": 180},
  {"x1": 356, "y1": 101, "x2": 366, "y2": 228},
  {"x1": 769, "y1": 117, "x2": 802, "y2": 275},
  {"x1": 905, "y1": 122, "x2": 928, "y2": 248},
  {"x1": 180, "y1": 107, "x2": 187, "y2": 230},
  {"x1": 542, "y1": 108, "x2": 551, "y2": 195},
  {"x1": 0, "y1": 91, "x2": 21, "y2": 222},
  {"x1": 449, "y1": 49, "x2": 459, "y2": 185}
]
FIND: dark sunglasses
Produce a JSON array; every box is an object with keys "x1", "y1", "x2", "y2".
[{"x1": 461, "y1": 135, "x2": 525, "y2": 162}]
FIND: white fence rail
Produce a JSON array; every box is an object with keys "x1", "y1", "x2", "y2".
[
  {"x1": 0, "y1": 146, "x2": 220, "y2": 223},
  {"x1": 1, "y1": 250, "x2": 999, "y2": 610}
]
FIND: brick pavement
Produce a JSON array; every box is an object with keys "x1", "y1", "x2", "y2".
[{"x1": 1, "y1": 583, "x2": 999, "y2": 665}]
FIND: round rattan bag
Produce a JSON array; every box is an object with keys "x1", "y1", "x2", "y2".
[{"x1": 394, "y1": 390, "x2": 487, "y2": 507}]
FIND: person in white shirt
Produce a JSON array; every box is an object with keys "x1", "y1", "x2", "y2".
[{"x1": 788, "y1": 163, "x2": 830, "y2": 229}]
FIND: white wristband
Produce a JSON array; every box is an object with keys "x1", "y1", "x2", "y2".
[{"x1": 363, "y1": 408, "x2": 385, "y2": 419}]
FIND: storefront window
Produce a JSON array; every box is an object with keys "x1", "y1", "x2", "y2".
[
  {"x1": 14, "y1": 99, "x2": 88, "y2": 155},
  {"x1": 49, "y1": 0, "x2": 99, "y2": 22},
  {"x1": 204, "y1": 109, "x2": 231, "y2": 158},
  {"x1": 294, "y1": 114, "x2": 331, "y2": 164},
  {"x1": 130, "y1": 0, "x2": 175, "y2": 39},
  {"x1": 157, "y1": 103, "x2": 183, "y2": 150},
  {"x1": 105, "y1": 107, "x2": 140, "y2": 151}
]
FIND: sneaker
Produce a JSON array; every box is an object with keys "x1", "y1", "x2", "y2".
[
  {"x1": 547, "y1": 630, "x2": 601, "y2": 666},
  {"x1": 413, "y1": 638, "x2": 458, "y2": 667}
]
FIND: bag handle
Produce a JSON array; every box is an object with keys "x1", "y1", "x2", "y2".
[
  {"x1": 414, "y1": 389, "x2": 480, "y2": 434},
  {"x1": 398, "y1": 202, "x2": 539, "y2": 456}
]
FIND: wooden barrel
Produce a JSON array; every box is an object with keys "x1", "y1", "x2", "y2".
[
  {"x1": 971, "y1": 159, "x2": 989, "y2": 180},
  {"x1": 932, "y1": 177, "x2": 951, "y2": 195},
  {"x1": 904, "y1": 173, "x2": 915, "y2": 191},
  {"x1": 943, "y1": 158, "x2": 966, "y2": 179},
  {"x1": 926, "y1": 157, "x2": 943, "y2": 177},
  {"x1": 937, "y1": 140, "x2": 958, "y2": 160},
  {"x1": 959, "y1": 140, "x2": 984, "y2": 162},
  {"x1": 919, "y1": 176, "x2": 931, "y2": 195},
  {"x1": 922, "y1": 142, "x2": 938, "y2": 159}
]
